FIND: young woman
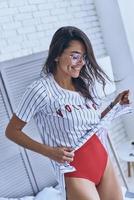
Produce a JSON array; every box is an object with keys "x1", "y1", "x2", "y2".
[{"x1": 5, "y1": 26, "x2": 131, "y2": 200}]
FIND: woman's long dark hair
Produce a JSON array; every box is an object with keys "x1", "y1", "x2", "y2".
[{"x1": 42, "y1": 26, "x2": 111, "y2": 104}]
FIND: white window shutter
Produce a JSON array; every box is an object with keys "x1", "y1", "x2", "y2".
[
  {"x1": 0, "y1": 80, "x2": 34, "y2": 197},
  {"x1": 0, "y1": 51, "x2": 57, "y2": 194}
]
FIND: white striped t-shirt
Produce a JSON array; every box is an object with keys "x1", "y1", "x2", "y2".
[{"x1": 15, "y1": 73, "x2": 102, "y2": 149}]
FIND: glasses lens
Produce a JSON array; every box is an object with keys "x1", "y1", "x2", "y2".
[{"x1": 70, "y1": 53, "x2": 87, "y2": 65}]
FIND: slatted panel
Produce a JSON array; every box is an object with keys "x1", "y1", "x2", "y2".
[
  {"x1": 1, "y1": 52, "x2": 45, "y2": 109},
  {"x1": 0, "y1": 87, "x2": 34, "y2": 197},
  {"x1": 0, "y1": 51, "x2": 57, "y2": 192},
  {"x1": 0, "y1": 154, "x2": 34, "y2": 198},
  {"x1": 27, "y1": 151, "x2": 57, "y2": 191},
  {"x1": 0, "y1": 92, "x2": 17, "y2": 157}
]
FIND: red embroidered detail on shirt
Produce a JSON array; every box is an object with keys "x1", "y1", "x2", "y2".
[
  {"x1": 56, "y1": 109, "x2": 63, "y2": 117},
  {"x1": 65, "y1": 105, "x2": 72, "y2": 112},
  {"x1": 56, "y1": 103, "x2": 93, "y2": 117}
]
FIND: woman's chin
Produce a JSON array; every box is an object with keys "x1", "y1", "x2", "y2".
[{"x1": 71, "y1": 72, "x2": 80, "y2": 78}]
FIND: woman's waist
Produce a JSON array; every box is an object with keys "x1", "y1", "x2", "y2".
[{"x1": 43, "y1": 126, "x2": 108, "y2": 148}]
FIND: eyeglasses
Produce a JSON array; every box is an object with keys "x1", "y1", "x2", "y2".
[{"x1": 70, "y1": 52, "x2": 87, "y2": 65}]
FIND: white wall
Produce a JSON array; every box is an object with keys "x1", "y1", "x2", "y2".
[
  {"x1": 117, "y1": 0, "x2": 134, "y2": 140},
  {"x1": 117, "y1": 0, "x2": 134, "y2": 63},
  {"x1": 94, "y1": 0, "x2": 134, "y2": 139},
  {"x1": 0, "y1": 0, "x2": 106, "y2": 62}
]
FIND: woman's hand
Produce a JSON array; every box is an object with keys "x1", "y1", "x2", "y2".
[
  {"x1": 45, "y1": 146, "x2": 75, "y2": 163},
  {"x1": 113, "y1": 90, "x2": 130, "y2": 106},
  {"x1": 101, "y1": 90, "x2": 130, "y2": 119}
]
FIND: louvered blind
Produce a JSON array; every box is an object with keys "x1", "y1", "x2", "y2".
[
  {"x1": 0, "y1": 85, "x2": 34, "y2": 197},
  {"x1": 0, "y1": 51, "x2": 57, "y2": 194}
]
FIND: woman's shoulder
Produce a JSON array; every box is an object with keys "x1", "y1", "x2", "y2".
[
  {"x1": 28, "y1": 73, "x2": 51, "y2": 89},
  {"x1": 25, "y1": 76, "x2": 50, "y2": 97},
  {"x1": 27, "y1": 78, "x2": 44, "y2": 90}
]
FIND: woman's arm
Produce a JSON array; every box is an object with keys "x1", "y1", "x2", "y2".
[
  {"x1": 100, "y1": 90, "x2": 130, "y2": 119},
  {"x1": 6, "y1": 114, "x2": 53, "y2": 156},
  {"x1": 5, "y1": 114, "x2": 74, "y2": 163},
  {"x1": 101, "y1": 102, "x2": 115, "y2": 119}
]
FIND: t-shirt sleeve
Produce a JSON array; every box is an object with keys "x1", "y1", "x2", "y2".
[{"x1": 14, "y1": 79, "x2": 48, "y2": 122}]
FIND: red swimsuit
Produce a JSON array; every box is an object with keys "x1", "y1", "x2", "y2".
[{"x1": 65, "y1": 134, "x2": 108, "y2": 185}]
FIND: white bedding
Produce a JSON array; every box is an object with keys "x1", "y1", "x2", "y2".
[{"x1": 0, "y1": 187, "x2": 61, "y2": 200}]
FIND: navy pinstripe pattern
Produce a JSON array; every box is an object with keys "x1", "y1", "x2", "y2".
[{"x1": 15, "y1": 74, "x2": 103, "y2": 148}]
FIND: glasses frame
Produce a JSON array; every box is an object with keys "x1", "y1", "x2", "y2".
[{"x1": 69, "y1": 52, "x2": 87, "y2": 65}]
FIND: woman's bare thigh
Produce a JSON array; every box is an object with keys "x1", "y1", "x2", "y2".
[
  {"x1": 96, "y1": 157, "x2": 123, "y2": 200},
  {"x1": 65, "y1": 177, "x2": 100, "y2": 200}
]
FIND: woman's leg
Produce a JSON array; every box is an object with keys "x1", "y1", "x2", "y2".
[
  {"x1": 65, "y1": 177, "x2": 100, "y2": 200},
  {"x1": 97, "y1": 157, "x2": 123, "y2": 200}
]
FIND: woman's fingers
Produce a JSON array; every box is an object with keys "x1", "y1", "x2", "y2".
[
  {"x1": 114, "y1": 90, "x2": 129, "y2": 104},
  {"x1": 120, "y1": 90, "x2": 130, "y2": 105},
  {"x1": 62, "y1": 148, "x2": 75, "y2": 162},
  {"x1": 62, "y1": 156, "x2": 74, "y2": 163},
  {"x1": 51, "y1": 147, "x2": 75, "y2": 163},
  {"x1": 121, "y1": 90, "x2": 129, "y2": 99}
]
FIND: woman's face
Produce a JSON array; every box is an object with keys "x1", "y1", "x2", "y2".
[{"x1": 55, "y1": 40, "x2": 86, "y2": 78}]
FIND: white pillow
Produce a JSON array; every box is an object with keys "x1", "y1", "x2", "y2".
[
  {"x1": 0, "y1": 187, "x2": 61, "y2": 200},
  {"x1": 35, "y1": 187, "x2": 61, "y2": 200},
  {"x1": 0, "y1": 197, "x2": 34, "y2": 200}
]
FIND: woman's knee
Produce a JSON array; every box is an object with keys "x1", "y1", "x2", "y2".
[{"x1": 65, "y1": 177, "x2": 100, "y2": 200}]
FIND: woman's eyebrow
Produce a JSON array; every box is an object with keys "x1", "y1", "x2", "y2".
[{"x1": 70, "y1": 51, "x2": 83, "y2": 54}]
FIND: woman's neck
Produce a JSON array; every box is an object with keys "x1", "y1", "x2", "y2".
[{"x1": 53, "y1": 73, "x2": 76, "y2": 91}]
